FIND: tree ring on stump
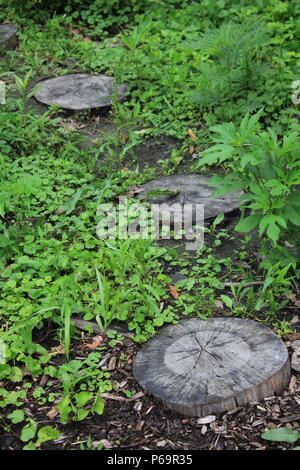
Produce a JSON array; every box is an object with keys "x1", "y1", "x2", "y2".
[
  {"x1": 133, "y1": 317, "x2": 291, "y2": 417},
  {"x1": 136, "y1": 174, "x2": 242, "y2": 220},
  {"x1": 34, "y1": 73, "x2": 127, "y2": 111}
]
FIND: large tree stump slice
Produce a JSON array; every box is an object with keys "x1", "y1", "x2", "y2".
[
  {"x1": 136, "y1": 174, "x2": 242, "y2": 219},
  {"x1": 133, "y1": 317, "x2": 291, "y2": 417},
  {"x1": 34, "y1": 73, "x2": 127, "y2": 111},
  {"x1": 0, "y1": 24, "x2": 18, "y2": 50}
]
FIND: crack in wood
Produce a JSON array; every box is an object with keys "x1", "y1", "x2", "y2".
[{"x1": 133, "y1": 318, "x2": 290, "y2": 417}]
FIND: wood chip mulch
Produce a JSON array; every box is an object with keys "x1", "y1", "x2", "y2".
[{"x1": 1, "y1": 326, "x2": 299, "y2": 451}]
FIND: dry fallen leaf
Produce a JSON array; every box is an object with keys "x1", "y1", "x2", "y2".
[
  {"x1": 286, "y1": 333, "x2": 300, "y2": 341},
  {"x1": 47, "y1": 407, "x2": 59, "y2": 419},
  {"x1": 108, "y1": 356, "x2": 117, "y2": 370},
  {"x1": 201, "y1": 425, "x2": 208, "y2": 435},
  {"x1": 294, "y1": 396, "x2": 300, "y2": 407},
  {"x1": 85, "y1": 340, "x2": 101, "y2": 349},
  {"x1": 197, "y1": 415, "x2": 216, "y2": 425},
  {"x1": 135, "y1": 420, "x2": 145, "y2": 431},
  {"x1": 96, "y1": 439, "x2": 114, "y2": 449},
  {"x1": 188, "y1": 128, "x2": 197, "y2": 141},
  {"x1": 50, "y1": 345, "x2": 65, "y2": 355},
  {"x1": 169, "y1": 284, "x2": 179, "y2": 299},
  {"x1": 214, "y1": 300, "x2": 224, "y2": 309},
  {"x1": 156, "y1": 440, "x2": 167, "y2": 447},
  {"x1": 54, "y1": 207, "x2": 65, "y2": 215},
  {"x1": 125, "y1": 185, "x2": 145, "y2": 198},
  {"x1": 127, "y1": 391, "x2": 145, "y2": 401},
  {"x1": 289, "y1": 375, "x2": 297, "y2": 393}
]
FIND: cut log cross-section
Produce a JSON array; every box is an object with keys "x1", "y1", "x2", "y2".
[
  {"x1": 133, "y1": 317, "x2": 291, "y2": 417},
  {"x1": 136, "y1": 174, "x2": 243, "y2": 220},
  {"x1": 0, "y1": 24, "x2": 18, "y2": 50},
  {"x1": 34, "y1": 73, "x2": 127, "y2": 111}
]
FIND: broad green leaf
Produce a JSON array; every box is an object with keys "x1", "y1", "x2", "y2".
[
  {"x1": 21, "y1": 419, "x2": 38, "y2": 442},
  {"x1": 286, "y1": 205, "x2": 300, "y2": 226},
  {"x1": 76, "y1": 408, "x2": 90, "y2": 421},
  {"x1": 240, "y1": 152, "x2": 262, "y2": 169},
  {"x1": 266, "y1": 222, "x2": 280, "y2": 242},
  {"x1": 262, "y1": 428, "x2": 300, "y2": 443},
  {"x1": 37, "y1": 426, "x2": 60, "y2": 444},
  {"x1": 220, "y1": 295, "x2": 233, "y2": 309},
  {"x1": 7, "y1": 409, "x2": 25, "y2": 424},
  {"x1": 23, "y1": 442, "x2": 36, "y2": 450},
  {"x1": 57, "y1": 395, "x2": 72, "y2": 424},
  {"x1": 235, "y1": 215, "x2": 261, "y2": 232},
  {"x1": 288, "y1": 188, "x2": 300, "y2": 207},
  {"x1": 74, "y1": 391, "x2": 93, "y2": 408},
  {"x1": 259, "y1": 215, "x2": 286, "y2": 241},
  {"x1": 92, "y1": 393, "x2": 105, "y2": 415}
]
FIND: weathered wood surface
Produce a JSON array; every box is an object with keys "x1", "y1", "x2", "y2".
[
  {"x1": 137, "y1": 174, "x2": 242, "y2": 220},
  {"x1": 34, "y1": 73, "x2": 127, "y2": 111},
  {"x1": 0, "y1": 24, "x2": 17, "y2": 50},
  {"x1": 133, "y1": 317, "x2": 291, "y2": 417}
]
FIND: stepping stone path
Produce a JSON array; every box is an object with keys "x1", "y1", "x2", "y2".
[
  {"x1": 0, "y1": 24, "x2": 17, "y2": 50},
  {"x1": 133, "y1": 317, "x2": 291, "y2": 417},
  {"x1": 136, "y1": 174, "x2": 242, "y2": 219},
  {"x1": 34, "y1": 73, "x2": 127, "y2": 111}
]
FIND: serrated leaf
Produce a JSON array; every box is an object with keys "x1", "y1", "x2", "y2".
[
  {"x1": 259, "y1": 215, "x2": 286, "y2": 242},
  {"x1": 266, "y1": 222, "x2": 280, "y2": 242},
  {"x1": 240, "y1": 152, "x2": 262, "y2": 169},
  {"x1": 235, "y1": 215, "x2": 261, "y2": 232}
]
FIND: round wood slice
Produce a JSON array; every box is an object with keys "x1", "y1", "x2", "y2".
[
  {"x1": 136, "y1": 174, "x2": 242, "y2": 220},
  {"x1": 0, "y1": 24, "x2": 17, "y2": 50},
  {"x1": 34, "y1": 73, "x2": 127, "y2": 111},
  {"x1": 133, "y1": 317, "x2": 291, "y2": 417}
]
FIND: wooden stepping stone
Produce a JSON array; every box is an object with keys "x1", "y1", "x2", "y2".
[
  {"x1": 136, "y1": 174, "x2": 242, "y2": 220},
  {"x1": 34, "y1": 73, "x2": 127, "y2": 111},
  {"x1": 133, "y1": 317, "x2": 291, "y2": 417},
  {"x1": 0, "y1": 24, "x2": 17, "y2": 50}
]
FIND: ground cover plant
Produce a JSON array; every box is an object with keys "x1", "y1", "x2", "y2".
[{"x1": 0, "y1": 0, "x2": 300, "y2": 451}]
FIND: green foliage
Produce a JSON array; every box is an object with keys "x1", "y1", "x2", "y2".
[
  {"x1": 262, "y1": 428, "x2": 300, "y2": 446},
  {"x1": 1, "y1": 0, "x2": 300, "y2": 445},
  {"x1": 20, "y1": 419, "x2": 60, "y2": 449},
  {"x1": 188, "y1": 20, "x2": 271, "y2": 120},
  {"x1": 56, "y1": 354, "x2": 111, "y2": 423},
  {"x1": 196, "y1": 111, "x2": 300, "y2": 262}
]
